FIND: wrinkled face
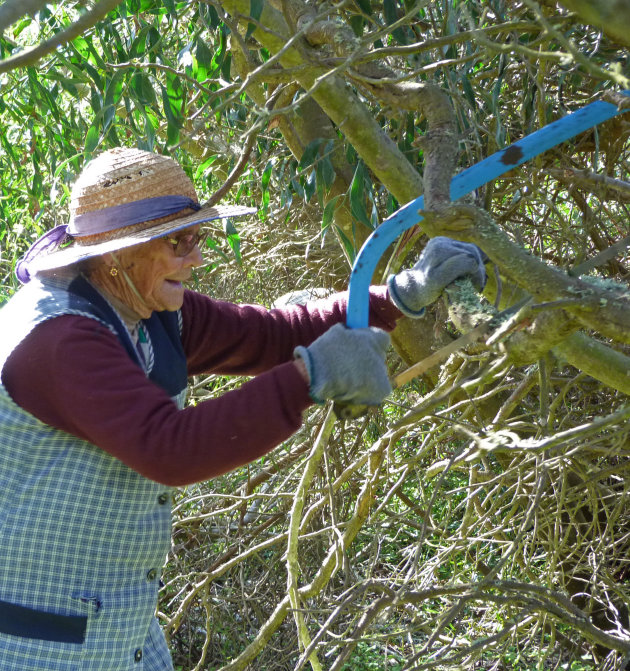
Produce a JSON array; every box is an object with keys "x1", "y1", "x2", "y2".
[{"x1": 112, "y1": 225, "x2": 204, "y2": 316}]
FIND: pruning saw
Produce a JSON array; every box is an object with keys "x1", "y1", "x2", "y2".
[{"x1": 334, "y1": 90, "x2": 630, "y2": 420}]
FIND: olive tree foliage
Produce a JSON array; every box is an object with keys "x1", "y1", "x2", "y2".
[{"x1": 0, "y1": 1, "x2": 630, "y2": 669}]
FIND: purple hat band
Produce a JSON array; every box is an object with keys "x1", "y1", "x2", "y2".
[
  {"x1": 16, "y1": 195, "x2": 201, "y2": 284},
  {"x1": 68, "y1": 195, "x2": 200, "y2": 236}
]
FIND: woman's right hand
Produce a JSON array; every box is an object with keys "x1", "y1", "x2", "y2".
[{"x1": 294, "y1": 323, "x2": 391, "y2": 405}]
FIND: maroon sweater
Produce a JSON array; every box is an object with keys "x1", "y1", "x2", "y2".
[{"x1": 2, "y1": 287, "x2": 401, "y2": 486}]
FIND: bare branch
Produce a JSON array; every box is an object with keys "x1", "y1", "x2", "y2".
[{"x1": 0, "y1": 0, "x2": 124, "y2": 74}]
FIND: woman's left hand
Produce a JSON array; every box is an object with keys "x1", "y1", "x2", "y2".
[{"x1": 387, "y1": 236, "x2": 487, "y2": 317}]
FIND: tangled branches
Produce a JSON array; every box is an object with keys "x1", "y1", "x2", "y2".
[{"x1": 160, "y1": 316, "x2": 630, "y2": 669}]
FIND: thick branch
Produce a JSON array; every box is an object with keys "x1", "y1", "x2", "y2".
[
  {"x1": 445, "y1": 281, "x2": 582, "y2": 366},
  {"x1": 557, "y1": 0, "x2": 630, "y2": 48},
  {"x1": 420, "y1": 203, "x2": 630, "y2": 345},
  {"x1": 445, "y1": 273, "x2": 630, "y2": 395},
  {"x1": 548, "y1": 167, "x2": 630, "y2": 201},
  {"x1": 294, "y1": 6, "x2": 457, "y2": 209},
  {"x1": 0, "y1": 0, "x2": 46, "y2": 33},
  {"x1": 555, "y1": 332, "x2": 630, "y2": 394}
]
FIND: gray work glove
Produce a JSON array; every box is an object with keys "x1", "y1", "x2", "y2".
[
  {"x1": 388, "y1": 236, "x2": 488, "y2": 317},
  {"x1": 294, "y1": 323, "x2": 392, "y2": 405}
]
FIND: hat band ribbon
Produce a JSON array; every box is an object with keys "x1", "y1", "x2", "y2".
[{"x1": 69, "y1": 195, "x2": 201, "y2": 236}]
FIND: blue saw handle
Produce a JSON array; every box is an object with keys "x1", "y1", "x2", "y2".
[{"x1": 347, "y1": 90, "x2": 630, "y2": 329}]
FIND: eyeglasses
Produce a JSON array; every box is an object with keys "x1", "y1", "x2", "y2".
[{"x1": 164, "y1": 231, "x2": 209, "y2": 257}]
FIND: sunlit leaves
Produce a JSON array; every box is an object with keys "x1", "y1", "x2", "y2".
[
  {"x1": 195, "y1": 38, "x2": 212, "y2": 82},
  {"x1": 350, "y1": 161, "x2": 377, "y2": 230},
  {"x1": 160, "y1": 72, "x2": 184, "y2": 146},
  {"x1": 223, "y1": 218, "x2": 241, "y2": 263},
  {"x1": 84, "y1": 123, "x2": 100, "y2": 155}
]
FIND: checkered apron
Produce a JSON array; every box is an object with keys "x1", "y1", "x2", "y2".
[{"x1": 0, "y1": 273, "x2": 189, "y2": 670}]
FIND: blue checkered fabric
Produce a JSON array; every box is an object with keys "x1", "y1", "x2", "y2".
[{"x1": 0, "y1": 272, "x2": 185, "y2": 670}]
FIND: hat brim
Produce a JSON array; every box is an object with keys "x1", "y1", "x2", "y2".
[{"x1": 29, "y1": 203, "x2": 256, "y2": 274}]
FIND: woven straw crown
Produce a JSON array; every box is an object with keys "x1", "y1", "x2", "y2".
[{"x1": 71, "y1": 147, "x2": 198, "y2": 241}]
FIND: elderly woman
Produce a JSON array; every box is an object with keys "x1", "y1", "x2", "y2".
[{"x1": 0, "y1": 147, "x2": 486, "y2": 670}]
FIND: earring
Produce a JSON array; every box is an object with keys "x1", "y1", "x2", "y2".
[{"x1": 110, "y1": 267, "x2": 119, "y2": 277}]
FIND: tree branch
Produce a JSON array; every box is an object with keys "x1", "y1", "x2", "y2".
[
  {"x1": 0, "y1": 0, "x2": 124, "y2": 74},
  {"x1": 558, "y1": 0, "x2": 630, "y2": 48},
  {"x1": 0, "y1": 0, "x2": 47, "y2": 34},
  {"x1": 419, "y1": 203, "x2": 630, "y2": 345}
]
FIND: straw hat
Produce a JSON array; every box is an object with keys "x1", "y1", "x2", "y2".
[{"x1": 17, "y1": 147, "x2": 255, "y2": 283}]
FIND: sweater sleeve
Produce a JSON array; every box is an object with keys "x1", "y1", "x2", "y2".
[
  {"x1": 182, "y1": 285, "x2": 402, "y2": 375},
  {"x1": 2, "y1": 315, "x2": 312, "y2": 487},
  {"x1": 2, "y1": 287, "x2": 402, "y2": 487}
]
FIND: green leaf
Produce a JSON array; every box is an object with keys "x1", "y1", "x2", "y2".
[
  {"x1": 460, "y1": 72, "x2": 476, "y2": 108},
  {"x1": 299, "y1": 138, "x2": 323, "y2": 171},
  {"x1": 102, "y1": 105, "x2": 116, "y2": 132},
  {"x1": 383, "y1": 0, "x2": 396, "y2": 24},
  {"x1": 245, "y1": 0, "x2": 264, "y2": 39},
  {"x1": 203, "y1": 236, "x2": 230, "y2": 264},
  {"x1": 224, "y1": 219, "x2": 239, "y2": 237},
  {"x1": 145, "y1": 27, "x2": 161, "y2": 58},
  {"x1": 163, "y1": 0, "x2": 176, "y2": 16},
  {"x1": 129, "y1": 25, "x2": 151, "y2": 58},
  {"x1": 104, "y1": 71, "x2": 125, "y2": 108},
  {"x1": 196, "y1": 38, "x2": 212, "y2": 82},
  {"x1": 250, "y1": 0, "x2": 264, "y2": 21},
  {"x1": 166, "y1": 120, "x2": 180, "y2": 146},
  {"x1": 318, "y1": 140, "x2": 336, "y2": 190},
  {"x1": 316, "y1": 157, "x2": 335, "y2": 204},
  {"x1": 13, "y1": 16, "x2": 31, "y2": 38},
  {"x1": 335, "y1": 225, "x2": 356, "y2": 264},
  {"x1": 261, "y1": 160, "x2": 273, "y2": 215},
  {"x1": 143, "y1": 112, "x2": 156, "y2": 151},
  {"x1": 321, "y1": 195, "x2": 341, "y2": 239},
  {"x1": 165, "y1": 74, "x2": 184, "y2": 115},
  {"x1": 84, "y1": 123, "x2": 100, "y2": 155},
  {"x1": 370, "y1": 199, "x2": 379, "y2": 229},
  {"x1": 224, "y1": 218, "x2": 242, "y2": 263},
  {"x1": 261, "y1": 160, "x2": 273, "y2": 191},
  {"x1": 383, "y1": 0, "x2": 407, "y2": 44},
  {"x1": 303, "y1": 169, "x2": 316, "y2": 202},
  {"x1": 160, "y1": 84, "x2": 178, "y2": 124},
  {"x1": 200, "y1": 4, "x2": 220, "y2": 28},
  {"x1": 137, "y1": 72, "x2": 157, "y2": 106},
  {"x1": 31, "y1": 171, "x2": 43, "y2": 199},
  {"x1": 89, "y1": 87, "x2": 102, "y2": 115},
  {"x1": 348, "y1": 15, "x2": 364, "y2": 37},
  {"x1": 0, "y1": 135, "x2": 21, "y2": 175},
  {"x1": 349, "y1": 162, "x2": 372, "y2": 229},
  {"x1": 291, "y1": 178, "x2": 304, "y2": 200},
  {"x1": 195, "y1": 154, "x2": 218, "y2": 182},
  {"x1": 221, "y1": 51, "x2": 232, "y2": 82}
]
